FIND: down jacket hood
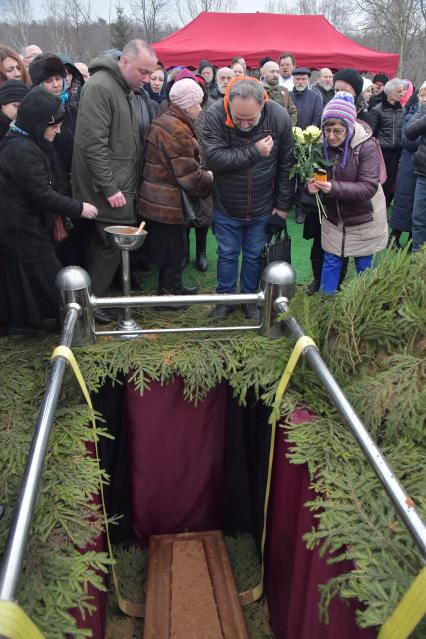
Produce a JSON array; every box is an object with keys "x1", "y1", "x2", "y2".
[
  {"x1": 88, "y1": 55, "x2": 131, "y2": 94},
  {"x1": 350, "y1": 120, "x2": 372, "y2": 148}
]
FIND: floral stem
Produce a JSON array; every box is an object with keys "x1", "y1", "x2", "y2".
[{"x1": 315, "y1": 193, "x2": 327, "y2": 224}]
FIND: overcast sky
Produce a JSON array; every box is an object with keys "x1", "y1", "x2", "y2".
[{"x1": 34, "y1": 0, "x2": 267, "y2": 24}]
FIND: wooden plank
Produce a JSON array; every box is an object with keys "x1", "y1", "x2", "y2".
[
  {"x1": 143, "y1": 537, "x2": 173, "y2": 639},
  {"x1": 143, "y1": 530, "x2": 249, "y2": 639}
]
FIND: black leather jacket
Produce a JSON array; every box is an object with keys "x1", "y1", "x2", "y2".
[
  {"x1": 201, "y1": 99, "x2": 294, "y2": 219},
  {"x1": 370, "y1": 96, "x2": 403, "y2": 153}
]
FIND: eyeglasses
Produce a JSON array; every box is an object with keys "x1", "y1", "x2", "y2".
[{"x1": 324, "y1": 127, "x2": 346, "y2": 135}]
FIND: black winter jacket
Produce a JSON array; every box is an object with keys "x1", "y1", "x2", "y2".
[
  {"x1": 405, "y1": 103, "x2": 426, "y2": 177},
  {"x1": 0, "y1": 134, "x2": 82, "y2": 261},
  {"x1": 370, "y1": 97, "x2": 403, "y2": 153},
  {"x1": 202, "y1": 99, "x2": 294, "y2": 219}
]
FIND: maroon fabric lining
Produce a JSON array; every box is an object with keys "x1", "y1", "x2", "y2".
[
  {"x1": 125, "y1": 377, "x2": 228, "y2": 544},
  {"x1": 72, "y1": 378, "x2": 377, "y2": 638}
]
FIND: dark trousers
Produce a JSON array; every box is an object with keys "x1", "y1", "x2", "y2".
[
  {"x1": 144, "y1": 219, "x2": 187, "y2": 292},
  {"x1": 382, "y1": 150, "x2": 401, "y2": 207},
  {"x1": 85, "y1": 222, "x2": 121, "y2": 297}
]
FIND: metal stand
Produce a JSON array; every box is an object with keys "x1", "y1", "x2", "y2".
[
  {"x1": 118, "y1": 248, "x2": 141, "y2": 336},
  {"x1": 104, "y1": 225, "x2": 148, "y2": 338}
]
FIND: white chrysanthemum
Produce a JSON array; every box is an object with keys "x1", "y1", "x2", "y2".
[
  {"x1": 292, "y1": 126, "x2": 304, "y2": 142},
  {"x1": 303, "y1": 125, "x2": 322, "y2": 140}
]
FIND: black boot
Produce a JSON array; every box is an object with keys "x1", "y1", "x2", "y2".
[
  {"x1": 195, "y1": 227, "x2": 209, "y2": 272},
  {"x1": 388, "y1": 228, "x2": 402, "y2": 249},
  {"x1": 157, "y1": 270, "x2": 197, "y2": 310},
  {"x1": 304, "y1": 278, "x2": 321, "y2": 295}
]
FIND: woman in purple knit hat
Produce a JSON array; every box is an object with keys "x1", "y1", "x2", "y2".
[{"x1": 308, "y1": 91, "x2": 388, "y2": 295}]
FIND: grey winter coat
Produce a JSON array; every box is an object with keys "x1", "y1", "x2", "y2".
[{"x1": 71, "y1": 55, "x2": 140, "y2": 224}]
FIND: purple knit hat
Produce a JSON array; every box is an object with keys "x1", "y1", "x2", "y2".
[{"x1": 321, "y1": 91, "x2": 357, "y2": 168}]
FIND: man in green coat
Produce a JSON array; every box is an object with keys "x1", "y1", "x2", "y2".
[{"x1": 72, "y1": 40, "x2": 157, "y2": 318}]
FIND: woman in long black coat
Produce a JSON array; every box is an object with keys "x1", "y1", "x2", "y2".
[
  {"x1": 389, "y1": 99, "x2": 422, "y2": 247},
  {"x1": 0, "y1": 86, "x2": 97, "y2": 337}
]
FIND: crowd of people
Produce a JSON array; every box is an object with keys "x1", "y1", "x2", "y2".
[{"x1": 0, "y1": 39, "x2": 424, "y2": 336}]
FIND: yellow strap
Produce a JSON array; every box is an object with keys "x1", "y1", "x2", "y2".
[
  {"x1": 0, "y1": 600, "x2": 46, "y2": 638},
  {"x1": 378, "y1": 566, "x2": 426, "y2": 639},
  {"x1": 51, "y1": 346, "x2": 145, "y2": 617},
  {"x1": 239, "y1": 335, "x2": 316, "y2": 605}
]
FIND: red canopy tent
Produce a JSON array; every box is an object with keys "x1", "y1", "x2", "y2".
[{"x1": 153, "y1": 12, "x2": 399, "y2": 77}]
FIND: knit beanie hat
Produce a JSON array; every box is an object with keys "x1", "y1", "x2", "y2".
[
  {"x1": 28, "y1": 53, "x2": 66, "y2": 87},
  {"x1": 372, "y1": 73, "x2": 389, "y2": 85},
  {"x1": 169, "y1": 78, "x2": 204, "y2": 110},
  {"x1": 322, "y1": 92, "x2": 357, "y2": 168},
  {"x1": 333, "y1": 68, "x2": 363, "y2": 97},
  {"x1": 0, "y1": 79, "x2": 29, "y2": 105}
]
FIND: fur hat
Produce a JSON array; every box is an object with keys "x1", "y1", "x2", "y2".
[
  {"x1": 169, "y1": 78, "x2": 204, "y2": 110},
  {"x1": 322, "y1": 92, "x2": 357, "y2": 168},
  {"x1": 0, "y1": 79, "x2": 29, "y2": 105},
  {"x1": 28, "y1": 54, "x2": 66, "y2": 87},
  {"x1": 333, "y1": 68, "x2": 363, "y2": 97}
]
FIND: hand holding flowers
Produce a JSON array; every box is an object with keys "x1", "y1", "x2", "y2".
[{"x1": 289, "y1": 125, "x2": 332, "y2": 221}]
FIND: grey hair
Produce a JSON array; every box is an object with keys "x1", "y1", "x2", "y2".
[
  {"x1": 122, "y1": 39, "x2": 156, "y2": 60},
  {"x1": 228, "y1": 79, "x2": 264, "y2": 105},
  {"x1": 384, "y1": 78, "x2": 403, "y2": 95}
]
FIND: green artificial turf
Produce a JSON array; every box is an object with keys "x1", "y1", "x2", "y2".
[
  {"x1": 138, "y1": 209, "x2": 312, "y2": 293},
  {"x1": 136, "y1": 208, "x2": 412, "y2": 293}
]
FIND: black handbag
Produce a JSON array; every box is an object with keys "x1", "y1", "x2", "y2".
[
  {"x1": 262, "y1": 222, "x2": 291, "y2": 267},
  {"x1": 181, "y1": 190, "x2": 200, "y2": 224}
]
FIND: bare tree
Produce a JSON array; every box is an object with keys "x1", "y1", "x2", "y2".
[
  {"x1": 350, "y1": 0, "x2": 424, "y2": 74},
  {"x1": 176, "y1": 0, "x2": 236, "y2": 26},
  {"x1": 264, "y1": 0, "x2": 293, "y2": 12},
  {"x1": 127, "y1": 0, "x2": 170, "y2": 41},
  {"x1": 2, "y1": 0, "x2": 32, "y2": 49}
]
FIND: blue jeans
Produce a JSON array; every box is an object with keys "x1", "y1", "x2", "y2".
[
  {"x1": 412, "y1": 175, "x2": 426, "y2": 251},
  {"x1": 320, "y1": 252, "x2": 372, "y2": 295},
  {"x1": 213, "y1": 209, "x2": 270, "y2": 293}
]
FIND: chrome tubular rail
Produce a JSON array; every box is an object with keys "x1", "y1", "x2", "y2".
[
  {"x1": 275, "y1": 296, "x2": 426, "y2": 561},
  {"x1": 0, "y1": 304, "x2": 81, "y2": 601},
  {"x1": 2, "y1": 259, "x2": 425, "y2": 615}
]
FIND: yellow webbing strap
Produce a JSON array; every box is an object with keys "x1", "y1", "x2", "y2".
[
  {"x1": 0, "y1": 600, "x2": 46, "y2": 639},
  {"x1": 50, "y1": 346, "x2": 145, "y2": 618},
  {"x1": 378, "y1": 566, "x2": 426, "y2": 639},
  {"x1": 239, "y1": 335, "x2": 316, "y2": 606}
]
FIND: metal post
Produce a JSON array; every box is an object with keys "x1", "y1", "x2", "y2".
[
  {"x1": 121, "y1": 249, "x2": 132, "y2": 323},
  {"x1": 56, "y1": 266, "x2": 94, "y2": 346},
  {"x1": 276, "y1": 299, "x2": 426, "y2": 560},
  {"x1": 0, "y1": 305, "x2": 80, "y2": 601}
]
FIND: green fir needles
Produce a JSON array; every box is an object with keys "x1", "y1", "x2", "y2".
[{"x1": 0, "y1": 248, "x2": 425, "y2": 637}]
